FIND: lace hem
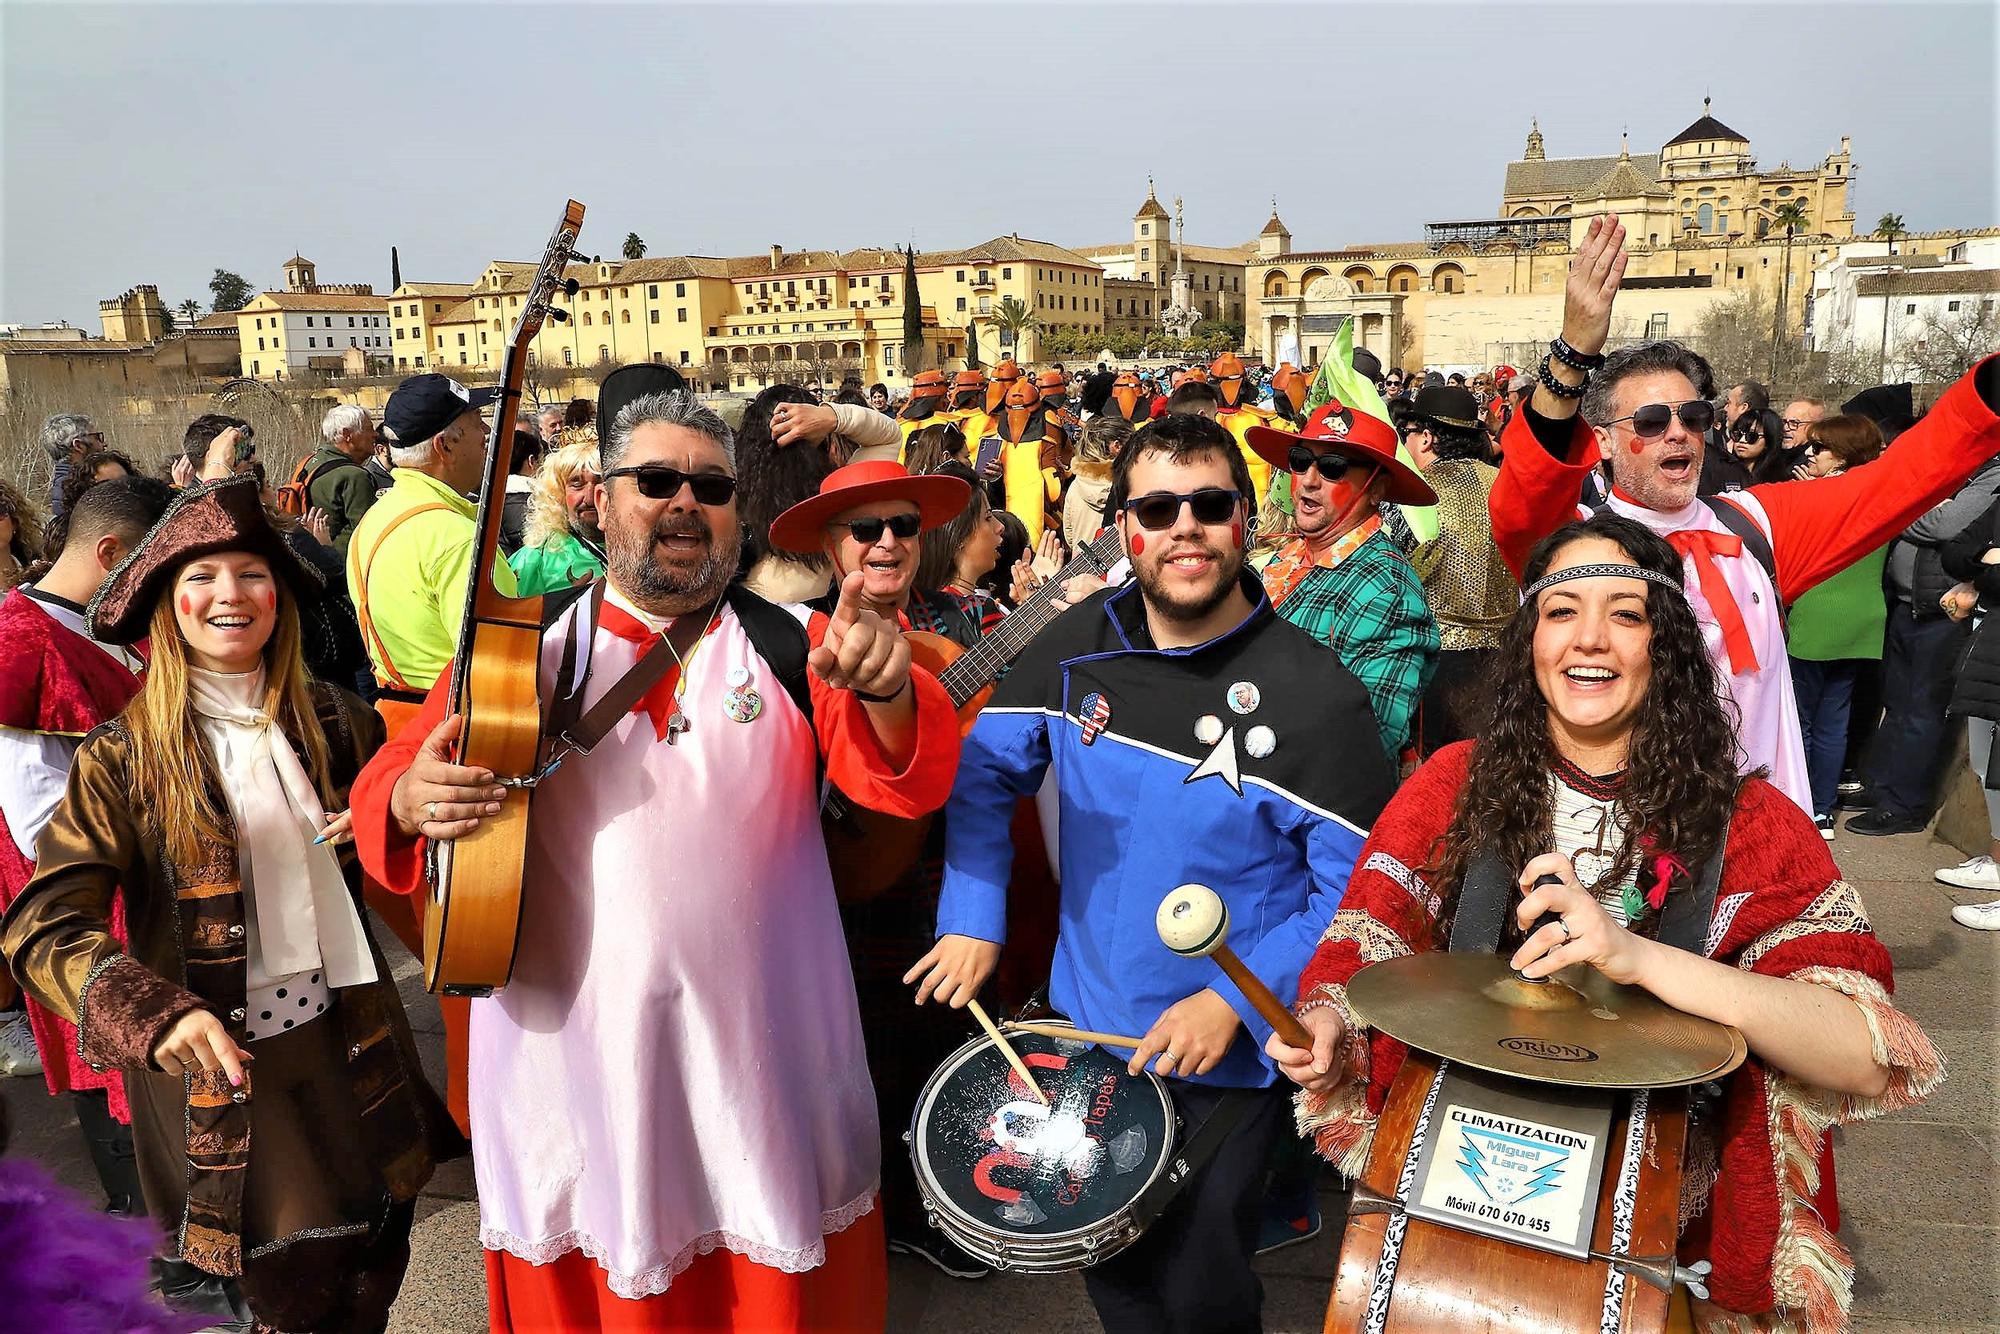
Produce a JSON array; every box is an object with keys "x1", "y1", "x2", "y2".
[
  {"x1": 481, "y1": 1190, "x2": 878, "y2": 1301},
  {"x1": 1292, "y1": 982, "x2": 1378, "y2": 1177}
]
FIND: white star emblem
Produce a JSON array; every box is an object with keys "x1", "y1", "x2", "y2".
[{"x1": 1185, "y1": 725, "x2": 1243, "y2": 795}]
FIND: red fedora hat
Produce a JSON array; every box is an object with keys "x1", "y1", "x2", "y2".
[
  {"x1": 768, "y1": 459, "x2": 971, "y2": 554},
  {"x1": 1244, "y1": 400, "x2": 1436, "y2": 507}
]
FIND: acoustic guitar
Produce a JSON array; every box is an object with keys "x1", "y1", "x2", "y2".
[
  {"x1": 424, "y1": 200, "x2": 588, "y2": 995},
  {"x1": 824, "y1": 527, "x2": 1126, "y2": 901}
]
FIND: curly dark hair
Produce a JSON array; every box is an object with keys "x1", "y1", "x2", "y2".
[
  {"x1": 1426, "y1": 512, "x2": 1744, "y2": 927},
  {"x1": 735, "y1": 384, "x2": 830, "y2": 570}
]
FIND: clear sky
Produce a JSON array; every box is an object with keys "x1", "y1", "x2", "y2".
[{"x1": 5, "y1": 1, "x2": 1994, "y2": 327}]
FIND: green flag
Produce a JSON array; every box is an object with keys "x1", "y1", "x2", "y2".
[{"x1": 1305, "y1": 319, "x2": 1436, "y2": 542}]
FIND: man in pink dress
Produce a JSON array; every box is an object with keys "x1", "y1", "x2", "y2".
[{"x1": 351, "y1": 391, "x2": 961, "y2": 1331}]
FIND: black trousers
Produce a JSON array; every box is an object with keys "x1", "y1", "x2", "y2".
[
  {"x1": 1867, "y1": 609, "x2": 1970, "y2": 819},
  {"x1": 70, "y1": 1088, "x2": 142, "y2": 1212},
  {"x1": 1083, "y1": 1082, "x2": 1285, "y2": 1334}
]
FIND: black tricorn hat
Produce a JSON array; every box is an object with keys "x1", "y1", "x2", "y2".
[
  {"x1": 89, "y1": 475, "x2": 323, "y2": 645},
  {"x1": 597, "y1": 364, "x2": 690, "y2": 442}
]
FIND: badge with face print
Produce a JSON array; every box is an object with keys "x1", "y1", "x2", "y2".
[
  {"x1": 1227, "y1": 682, "x2": 1261, "y2": 716},
  {"x1": 724, "y1": 684, "x2": 763, "y2": 723}
]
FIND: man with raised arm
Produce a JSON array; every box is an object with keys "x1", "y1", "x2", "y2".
[{"x1": 1488, "y1": 212, "x2": 2000, "y2": 813}]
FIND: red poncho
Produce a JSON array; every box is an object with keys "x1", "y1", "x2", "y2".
[{"x1": 1293, "y1": 742, "x2": 1942, "y2": 1332}]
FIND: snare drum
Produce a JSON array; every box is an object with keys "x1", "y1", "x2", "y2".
[{"x1": 909, "y1": 1026, "x2": 1175, "y2": 1272}]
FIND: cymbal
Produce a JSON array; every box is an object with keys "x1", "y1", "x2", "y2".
[{"x1": 1345, "y1": 952, "x2": 1747, "y2": 1089}]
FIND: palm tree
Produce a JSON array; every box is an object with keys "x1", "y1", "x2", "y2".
[
  {"x1": 993, "y1": 295, "x2": 1038, "y2": 362},
  {"x1": 1875, "y1": 212, "x2": 1908, "y2": 380},
  {"x1": 177, "y1": 298, "x2": 203, "y2": 327},
  {"x1": 622, "y1": 232, "x2": 647, "y2": 260},
  {"x1": 1766, "y1": 200, "x2": 1811, "y2": 383}
]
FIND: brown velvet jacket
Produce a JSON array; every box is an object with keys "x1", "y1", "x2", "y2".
[{"x1": 0, "y1": 682, "x2": 461, "y2": 1276}]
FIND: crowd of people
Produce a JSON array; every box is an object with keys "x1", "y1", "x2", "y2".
[{"x1": 0, "y1": 208, "x2": 1992, "y2": 1333}]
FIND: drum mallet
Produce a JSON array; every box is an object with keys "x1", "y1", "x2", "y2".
[{"x1": 1156, "y1": 884, "x2": 1313, "y2": 1050}]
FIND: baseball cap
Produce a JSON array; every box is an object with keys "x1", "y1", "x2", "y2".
[{"x1": 382, "y1": 373, "x2": 498, "y2": 446}]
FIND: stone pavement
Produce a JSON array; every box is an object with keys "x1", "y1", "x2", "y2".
[{"x1": 6, "y1": 820, "x2": 1996, "y2": 1332}]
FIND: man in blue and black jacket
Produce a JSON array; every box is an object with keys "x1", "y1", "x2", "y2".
[{"x1": 910, "y1": 413, "x2": 1396, "y2": 1333}]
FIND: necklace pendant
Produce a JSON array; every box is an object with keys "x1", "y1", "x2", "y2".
[{"x1": 665, "y1": 711, "x2": 691, "y2": 744}]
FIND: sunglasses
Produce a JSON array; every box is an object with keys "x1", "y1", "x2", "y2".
[
  {"x1": 1604, "y1": 400, "x2": 1717, "y2": 439},
  {"x1": 1287, "y1": 444, "x2": 1363, "y2": 479},
  {"x1": 1122, "y1": 487, "x2": 1242, "y2": 530},
  {"x1": 602, "y1": 465, "x2": 737, "y2": 505},
  {"x1": 831, "y1": 511, "x2": 922, "y2": 544}
]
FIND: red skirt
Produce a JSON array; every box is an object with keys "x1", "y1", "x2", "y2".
[{"x1": 485, "y1": 1206, "x2": 886, "y2": 1332}]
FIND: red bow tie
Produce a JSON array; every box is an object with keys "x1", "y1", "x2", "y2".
[
  {"x1": 596, "y1": 600, "x2": 709, "y2": 742},
  {"x1": 1664, "y1": 528, "x2": 1759, "y2": 674}
]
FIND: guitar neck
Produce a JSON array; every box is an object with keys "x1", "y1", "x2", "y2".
[{"x1": 937, "y1": 530, "x2": 1123, "y2": 705}]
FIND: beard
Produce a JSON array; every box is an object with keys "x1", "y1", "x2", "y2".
[
  {"x1": 607, "y1": 510, "x2": 740, "y2": 616},
  {"x1": 1134, "y1": 540, "x2": 1246, "y2": 626}
]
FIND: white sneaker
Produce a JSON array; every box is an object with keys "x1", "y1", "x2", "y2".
[
  {"x1": 1815, "y1": 813, "x2": 1836, "y2": 841},
  {"x1": 1935, "y1": 855, "x2": 2000, "y2": 892},
  {"x1": 0, "y1": 1011, "x2": 41, "y2": 1078},
  {"x1": 1951, "y1": 899, "x2": 2000, "y2": 930}
]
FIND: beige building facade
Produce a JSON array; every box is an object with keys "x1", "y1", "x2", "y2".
[
  {"x1": 1245, "y1": 105, "x2": 1905, "y2": 371},
  {"x1": 234, "y1": 257, "x2": 390, "y2": 378},
  {"x1": 1073, "y1": 182, "x2": 1254, "y2": 328},
  {"x1": 367, "y1": 236, "x2": 1109, "y2": 392}
]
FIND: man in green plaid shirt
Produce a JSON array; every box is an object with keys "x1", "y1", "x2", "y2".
[{"x1": 1247, "y1": 404, "x2": 1440, "y2": 760}]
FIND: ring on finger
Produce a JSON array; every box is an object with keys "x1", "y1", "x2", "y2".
[
  {"x1": 1557, "y1": 917, "x2": 1574, "y2": 944},
  {"x1": 425, "y1": 800, "x2": 439, "y2": 822}
]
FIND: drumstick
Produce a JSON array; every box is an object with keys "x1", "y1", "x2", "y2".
[
  {"x1": 967, "y1": 998, "x2": 1049, "y2": 1105},
  {"x1": 1003, "y1": 1020, "x2": 1147, "y2": 1050},
  {"x1": 1156, "y1": 884, "x2": 1314, "y2": 1049}
]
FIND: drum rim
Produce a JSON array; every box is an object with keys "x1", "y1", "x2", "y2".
[{"x1": 910, "y1": 1027, "x2": 1177, "y2": 1248}]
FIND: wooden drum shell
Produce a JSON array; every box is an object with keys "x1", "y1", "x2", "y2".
[{"x1": 1326, "y1": 1051, "x2": 1687, "y2": 1334}]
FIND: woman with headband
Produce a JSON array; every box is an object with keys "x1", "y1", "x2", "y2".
[{"x1": 1271, "y1": 512, "x2": 1940, "y2": 1331}]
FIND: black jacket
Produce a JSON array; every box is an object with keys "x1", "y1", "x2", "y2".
[{"x1": 1943, "y1": 494, "x2": 2000, "y2": 722}]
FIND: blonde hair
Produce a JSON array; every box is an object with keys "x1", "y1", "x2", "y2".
[
  {"x1": 523, "y1": 436, "x2": 601, "y2": 551},
  {"x1": 127, "y1": 566, "x2": 332, "y2": 871}
]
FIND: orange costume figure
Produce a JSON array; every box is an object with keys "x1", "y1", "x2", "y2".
[
  {"x1": 1103, "y1": 370, "x2": 1149, "y2": 425},
  {"x1": 1210, "y1": 351, "x2": 1293, "y2": 504},
  {"x1": 1270, "y1": 362, "x2": 1310, "y2": 426},
  {"x1": 956, "y1": 361, "x2": 1019, "y2": 458},
  {"x1": 896, "y1": 369, "x2": 951, "y2": 449},
  {"x1": 975, "y1": 377, "x2": 1066, "y2": 547}
]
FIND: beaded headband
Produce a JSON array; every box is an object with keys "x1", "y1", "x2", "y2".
[{"x1": 1521, "y1": 561, "x2": 1685, "y2": 602}]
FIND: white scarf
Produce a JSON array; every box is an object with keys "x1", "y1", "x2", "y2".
[{"x1": 188, "y1": 667, "x2": 377, "y2": 989}]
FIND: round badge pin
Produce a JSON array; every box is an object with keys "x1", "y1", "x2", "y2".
[
  {"x1": 1194, "y1": 714, "x2": 1224, "y2": 745},
  {"x1": 1244, "y1": 725, "x2": 1277, "y2": 759},
  {"x1": 1227, "y1": 681, "x2": 1261, "y2": 715},
  {"x1": 725, "y1": 665, "x2": 752, "y2": 688},
  {"x1": 724, "y1": 685, "x2": 763, "y2": 723}
]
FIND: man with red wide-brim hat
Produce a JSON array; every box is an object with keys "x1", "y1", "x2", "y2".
[
  {"x1": 1246, "y1": 399, "x2": 1440, "y2": 760},
  {"x1": 772, "y1": 458, "x2": 996, "y2": 1279}
]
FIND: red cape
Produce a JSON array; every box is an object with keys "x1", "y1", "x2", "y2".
[{"x1": 0, "y1": 588, "x2": 143, "y2": 735}]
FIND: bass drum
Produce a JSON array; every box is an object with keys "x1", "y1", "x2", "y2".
[{"x1": 909, "y1": 1027, "x2": 1175, "y2": 1272}]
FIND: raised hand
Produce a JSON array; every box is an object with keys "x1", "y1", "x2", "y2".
[
  {"x1": 904, "y1": 934, "x2": 1003, "y2": 1007},
  {"x1": 1510, "y1": 852, "x2": 1654, "y2": 986},
  {"x1": 771, "y1": 402, "x2": 838, "y2": 449},
  {"x1": 388, "y1": 712, "x2": 507, "y2": 840},
  {"x1": 1563, "y1": 213, "x2": 1629, "y2": 359},
  {"x1": 303, "y1": 506, "x2": 333, "y2": 547},
  {"x1": 807, "y1": 570, "x2": 911, "y2": 699}
]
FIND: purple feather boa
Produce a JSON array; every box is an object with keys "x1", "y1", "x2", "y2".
[{"x1": 0, "y1": 1156, "x2": 204, "y2": 1334}]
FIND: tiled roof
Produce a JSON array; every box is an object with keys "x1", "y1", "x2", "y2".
[
  {"x1": 1182, "y1": 243, "x2": 1255, "y2": 264},
  {"x1": 1261, "y1": 213, "x2": 1290, "y2": 237},
  {"x1": 1843, "y1": 253, "x2": 1941, "y2": 270},
  {"x1": 955, "y1": 235, "x2": 1101, "y2": 267},
  {"x1": 393, "y1": 282, "x2": 476, "y2": 298},
  {"x1": 241, "y1": 292, "x2": 389, "y2": 311},
  {"x1": 1580, "y1": 159, "x2": 1670, "y2": 201},
  {"x1": 1856, "y1": 269, "x2": 2000, "y2": 297},
  {"x1": 1505, "y1": 153, "x2": 1662, "y2": 199},
  {"x1": 1134, "y1": 190, "x2": 1170, "y2": 221},
  {"x1": 194, "y1": 312, "x2": 239, "y2": 329}
]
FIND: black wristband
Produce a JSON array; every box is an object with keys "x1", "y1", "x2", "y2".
[
  {"x1": 1538, "y1": 356, "x2": 1589, "y2": 400},
  {"x1": 853, "y1": 678, "x2": 911, "y2": 705},
  {"x1": 1550, "y1": 335, "x2": 1607, "y2": 372}
]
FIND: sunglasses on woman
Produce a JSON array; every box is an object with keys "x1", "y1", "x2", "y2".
[
  {"x1": 1122, "y1": 487, "x2": 1242, "y2": 530},
  {"x1": 1603, "y1": 400, "x2": 1717, "y2": 439},
  {"x1": 831, "y1": 511, "x2": 922, "y2": 544},
  {"x1": 601, "y1": 466, "x2": 737, "y2": 505},
  {"x1": 1287, "y1": 444, "x2": 1361, "y2": 479}
]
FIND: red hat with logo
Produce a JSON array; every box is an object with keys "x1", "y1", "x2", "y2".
[
  {"x1": 1244, "y1": 400, "x2": 1435, "y2": 506},
  {"x1": 768, "y1": 459, "x2": 971, "y2": 554}
]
